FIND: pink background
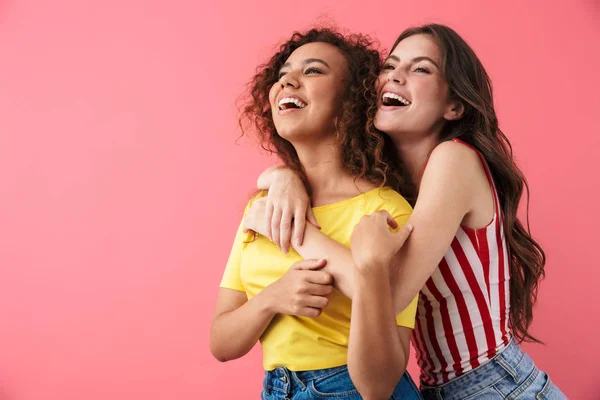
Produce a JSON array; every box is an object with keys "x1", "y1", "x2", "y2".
[{"x1": 0, "y1": 0, "x2": 598, "y2": 399}]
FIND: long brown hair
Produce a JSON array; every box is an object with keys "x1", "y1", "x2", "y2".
[
  {"x1": 392, "y1": 24, "x2": 546, "y2": 343},
  {"x1": 239, "y1": 28, "x2": 412, "y2": 197}
]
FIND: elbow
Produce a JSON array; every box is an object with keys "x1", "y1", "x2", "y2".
[
  {"x1": 210, "y1": 343, "x2": 241, "y2": 363},
  {"x1": 348, "y1": 363, "x2": 405, "y2": 400},
  {"x1": 355, "y1": 385, "x2": 395, "y2": 400},
  {"x1": 209, "y1": 331, "x2": 237, "y2": 363},
  {"x1": 209, "y1": 336, "x2": 247, "y2": 363},
  {"x1": 209, "y1": 341, "x2": 230, "y2": 363},
  {"x1": 210, "y1": 350, "x2": 229, "y2": 363}
]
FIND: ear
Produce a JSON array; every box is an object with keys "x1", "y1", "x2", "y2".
[{"x1": 443, "y1": 100, "x2": 464, "y2": 121}]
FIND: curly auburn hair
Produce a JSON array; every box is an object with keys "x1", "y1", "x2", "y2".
[{"x1": 239, "y1": 27, "x2": 414, "y2": 200}]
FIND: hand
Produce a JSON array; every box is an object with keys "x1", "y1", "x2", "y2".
[
  {"x1": 262, "y1": 259, "x2": 333, "y2": 318},
  {"x1": 243, "y1": 197, "x2": 270, "y2": 238},
  {"x1": 350, "y1": 210, "x2": 413, "y2": 275},
  {"x1": 265, "y1": 168, "x2": 320, "y2": 254}
]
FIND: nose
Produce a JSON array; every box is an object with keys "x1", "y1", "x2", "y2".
[
  {"x1": 386, "y1": 67, "x2": 406, "y2": 85},
  {"x1": 280, "y1": 70, "x2": 300, "y2": 89}
]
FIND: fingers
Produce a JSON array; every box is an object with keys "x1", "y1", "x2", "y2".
[
  {"x1": 373, "y1": 209, "x2": 392, "y2": 221},
  {"x1": 304, "y1": 282, "x2": 334, "y2": 296},
  {"x1": 297, "y1": 307, "x2": 322, "y2": 318},
  {"x1": 293, "y1": 259, "x2": 332, "y2": 284},
  {"x1": 292, "y1": 208, "x2": 306, "y2": 248},
  {"x1": 293, "y1": 259, "x2": 327, "y2": 270},
  {"x1": 304, "y1": 270, "x2": 332, "y2": 285},
  {"x1": 292, "y1": 297, "x2": 328, "y2": 317},
  {"x1": 264, "y1": 198, "x2": 274, "y2": 241},
  {"x1": 271, "y1": 207, "x2": 282, "y2": 249},
  {"x1": 386, "y1": 214, "x2": 399, "y2": 229},
  {"x1": 280, "y1": 209, "x2": 293, "y2": 254},
  {"x1": 394, "y1": 224, "x2": 413, "y2": 247},
  {"x1": 304, "y1": 295, "x2": 329, "y2": 309},
  {"x1": 306, "y1": 207, "x2": 320, "y2": 229}
]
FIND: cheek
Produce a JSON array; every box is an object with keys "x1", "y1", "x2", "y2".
[
  {"x1": 268, "y1": 83, "x2": 280, "y2": 107},
  {"x1": 312, "y1": 90, "x2": 339, "y2": 115},
  {"x1": 413, "y1": 81, "x2": 437, "y2": 101},
  {"x1": 375, "y1": 75, "x2": 385, "y2": 92},
  {"x1": 322, "y1": 83, "x2": 346, "y2": 110},
  {"x1": 422, "y1": 79, "x2": 448, "y2": 102}
]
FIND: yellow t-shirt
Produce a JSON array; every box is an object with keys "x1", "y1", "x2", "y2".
[{"x1": 220, "y1": 186, "x2": 418, "y2": 371}]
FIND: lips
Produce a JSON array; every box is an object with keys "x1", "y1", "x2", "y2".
[
  {"x1": 277, "y1": 94, "x2": 307, "y2": 111},
  {"x1": 381, "y1": 88, "x2": 411, "y2": 108}
]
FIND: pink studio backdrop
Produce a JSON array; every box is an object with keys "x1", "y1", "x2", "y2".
[{"x1": 0, "y1": 0, "x2": 598, "y2": 399}]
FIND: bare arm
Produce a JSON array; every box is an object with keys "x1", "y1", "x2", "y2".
[
  {"x1": 210, "y1": 259, "x2": 333, "y2": 362},
  {"x1": 295, "y1": 224, "x2": 356, "y2": 298},
  {"x1": 209, "y1": 288, "x2": 276, "y2": 362},
  {"x1": 347, "y1": 215, "x2": 414, "y2": 400},
  {"x1": 252, "y1": 141, "x2": 486, "y2": 312},
  {"x1": 256, "y1": 142, "x2": 482, "y2": 311},
  {"x1": 390, "y1": 142, "x2": 482, "y2": 312},
  {"x1": 349, "y1": 272, "x2": 412, "y2": 400},
  {"x1": 244, "y1": 198, "x2": 356, "y2": 298}
]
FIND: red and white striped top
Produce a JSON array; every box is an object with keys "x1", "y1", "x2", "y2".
[{"x1": 413, "y1": 139, "x2": 512, "y2": 386}]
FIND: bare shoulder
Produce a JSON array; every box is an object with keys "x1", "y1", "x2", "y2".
[
  {"x1": 417, "y1": 140, "x2": 488, "y2": 212},
  {"x1": 429, "y1": 140, "x2": 482, "y2": 170},
  {"x1": 424, "y1": 140, "x2": 488, "y2": 186}
]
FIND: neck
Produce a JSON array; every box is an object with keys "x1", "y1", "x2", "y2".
[
  {"x1": 293, "y1": 138, "x2": 368, "y2": 206},
  {"x1": 393, "y1": 133, "x2": 439, "y2": 190}
]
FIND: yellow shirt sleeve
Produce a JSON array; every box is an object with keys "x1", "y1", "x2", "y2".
[
  {"x1": 219, "y1": 216, "x2": 248, "y2": 292},
  {"x1": 220, "y1": 196, "x2": 263, "y2": 292},
  {"x1": 392, "y1": 211, "x2": 419, "y2": 328}
]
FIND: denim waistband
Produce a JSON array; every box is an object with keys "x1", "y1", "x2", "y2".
[
  {"x1": 421, "y1": 339, "x2": 534, "y2": 400},
  {"x1": 263, "y1": 364, "x2": 347, "y2": 396},
  {"x1": 265, "y1": 364, "x2": 348, "y2": 383}
]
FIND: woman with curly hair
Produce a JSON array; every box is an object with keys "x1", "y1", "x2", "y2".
[{"x1": 209, "y1": 28, "x2": 422, "y2": 399}]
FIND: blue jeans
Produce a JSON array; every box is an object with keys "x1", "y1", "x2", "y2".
[
  {"x1": 420, "y1": 340, "x2": 567, "y2": 399},
  {"x1": 261, "y1": 364, "x2": 422, "y2": 399}
]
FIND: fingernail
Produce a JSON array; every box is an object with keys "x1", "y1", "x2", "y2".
[{"x1": 406, "y1": 224, "x2": 413, "y2": 232}]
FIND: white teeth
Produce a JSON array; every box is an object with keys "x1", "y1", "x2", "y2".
[
  {"x1": 278, "y1": 97, "x2": 307, "y2": 110},
  {"x1": 382, "y1": 92, "x2": 411, "y2": 105}
]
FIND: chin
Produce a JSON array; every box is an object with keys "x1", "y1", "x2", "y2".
[
  {"x1": 374, "y1": 116, "x2": 397, "y2": 134},
  {"x1": 374, "y1": 121, "x2": 405, "y2": 141},
  {"x1": 275, "y1": 128, "x2": 302, "y2": 143}
]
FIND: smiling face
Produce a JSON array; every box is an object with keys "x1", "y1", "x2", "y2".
[
  {"x1": 268, "y1": 42, "x2": 349, "y2": 143},
  {"x1": 374, "y1": 34, "x2": 462, "y2": 141}
]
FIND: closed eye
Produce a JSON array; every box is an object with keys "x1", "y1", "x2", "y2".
[
  {"x1": 304, "y1": 67, "x2": 323, "y2": 75},
  {"x1": 278, "y1": 71, "x2": 288, "y2": 79}
]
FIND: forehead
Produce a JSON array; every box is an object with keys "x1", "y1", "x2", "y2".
[
  {"x1": 390, "y1": 34, "x2": 441, "y2": 63},
  {"x1": 284, "y1": 42, "x2": 347, "y2": 69}
]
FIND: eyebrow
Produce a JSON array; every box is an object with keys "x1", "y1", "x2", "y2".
[
  {"x1": 280, "y1": 58, "x2": 330, "y2": 70},
  {"x1": 385, "y1": 55, "x2": 440, "y2": 69}
]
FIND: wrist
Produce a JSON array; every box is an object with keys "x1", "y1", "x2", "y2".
[
  {"x1": 272, "y1": 166, "x2": 296, "y2": 181},
  {"x1": 354, "y1": 257, "x2": 392, "y2": 277},
  {"x1": 255, "y1": 285, "x2": 278, "y2": 315},
  {"x1": 354, "y1": 264, "x2": 391, "y2": 284},
  {"x1": 258, "y1": 165, "x2": 287, "y2": 190}
]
